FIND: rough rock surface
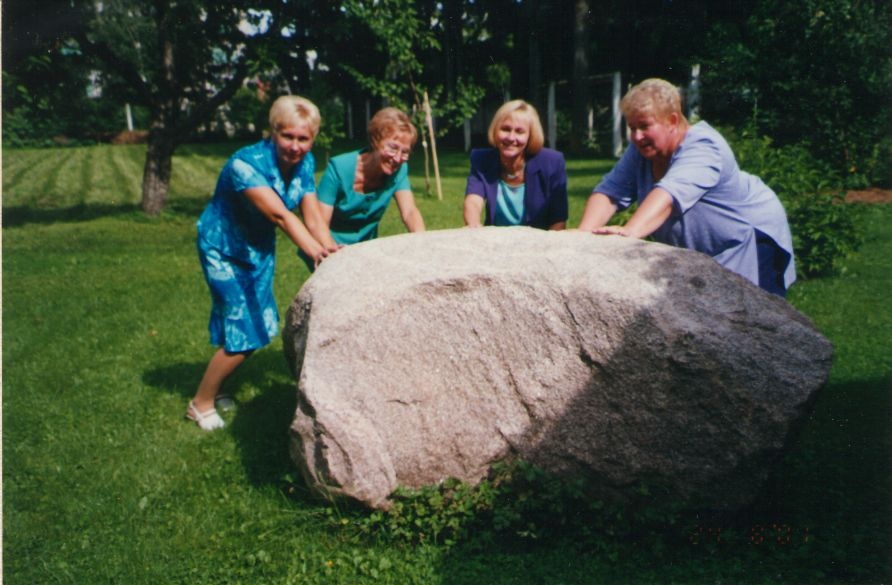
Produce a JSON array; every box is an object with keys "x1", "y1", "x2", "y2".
[{"x1": 283, "y1": 227, "x2": 832, "y2": 510}]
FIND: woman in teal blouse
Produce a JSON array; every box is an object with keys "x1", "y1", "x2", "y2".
[{"x1": 314, "y1": 107, "x2": 425, "y2": 247}]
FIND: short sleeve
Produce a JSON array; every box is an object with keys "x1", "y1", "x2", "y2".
[
  {"x1": 592, "y1": 146, "x2": 640, "y2": 210},
  {"x1": 656, "y1": 136, "x2": 722, "y2": 213},
  {"x1": 317, "y1": 160, "x2": 342, "y2": 206},
  {"x1": 295, "y1": 153, "x2": 317, "y2": 202},
  {"x1": 393, "y1": 163, "x2": 411, "y2": 192},
  {"x1": 228, "y1": 158, "x2": 273, "y2": 193}
]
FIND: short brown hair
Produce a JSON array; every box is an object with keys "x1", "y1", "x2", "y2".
[
  {"x1": 620, "y1": 78, "x2": 687, "y2": 123},
  {"x1": 367, "y1": 107, "x2": 418, "y2": 149},
  {"x1": 487, "y1": 100, "x2": 545, "y2": 155},
  {"x1": 268, "y1": 95, "x2": 321, "y2": 136}
]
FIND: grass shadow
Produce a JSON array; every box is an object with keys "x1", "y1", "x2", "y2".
[
  {"x1": 749, "y1": 374, "x2": 892, "y2": 519},
  {"x1": 2, "y1": 202, "x2": 142, "y2": 227},
  {"x1": 226, "y1": 349, "x2": 300, "y2": 489},
  {"x1": 142, "y1": 347, "x2": 304, "y2": 491},
  {"x1": 2, "y1": 197, "x2": 209, "y2": 227},
  {"x1": 142, "y1": 360, "x2": 207, "y2": 398}
]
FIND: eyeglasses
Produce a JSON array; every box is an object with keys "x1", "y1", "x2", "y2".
[{"x1": 382, "y1": 142, "x2": 411, "y2": 160}]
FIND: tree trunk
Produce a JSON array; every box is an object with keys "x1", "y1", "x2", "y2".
[
  {"x1": 570, "y1": 0, "x2": 591, "y2": 153},
  {"x1": 442, "y1": 1, "x2": 462, "y2": 99},
  {"x1": 141, "y1": 129, "x2": 176, "y2": 216},
  {"x1": 525, "y1": 0, "x2": 543, "y2": 109}
]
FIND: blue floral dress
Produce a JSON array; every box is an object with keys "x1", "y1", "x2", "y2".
[{"x1": 197, "y1": 139, "x2": 316, "y2": 352}]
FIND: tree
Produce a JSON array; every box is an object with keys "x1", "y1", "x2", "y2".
[
  {"x1": 700, "y1": 0, "x2": 892, "y2": 186},
  {"x1": 339, "y1": 0, "x2": 485, "y2": 196},
  {"x1": 570, "y1": 0, "x2": 592, "y2": 152},
  {"x1": 1, "y1": 0, "x2": 127, "y2": 146},
  {"x1": 66, "y1": 0, "x2": 294, "y2": 214}
]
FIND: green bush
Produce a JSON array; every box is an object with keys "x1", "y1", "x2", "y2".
[
  {"x1": 349, "y1": 461, "x2": 685, "y2": 555},
  {"x1": 701, "y1": 0, "x2": 892, "y2": 188},
  {"x1": 725, "y1": 127, "x2": 864, "y2": 278}
]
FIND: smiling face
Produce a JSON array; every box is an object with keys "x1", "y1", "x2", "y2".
[
  {"x1": 626, "y1": 111, "x2": 679, "y2": 161},
  {"x1": 494, "y1": 113, "x2": 531, "y2": 159},
  {"x1": 374, "y1": 131, "x2": 413, "y2": 176},
  {"x1": 273, "y1": 121, "x2": 315, "y2": 172}
]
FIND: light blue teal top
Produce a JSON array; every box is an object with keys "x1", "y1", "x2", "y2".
[
  {"x1": 594, "y1": 121, "x2": 796, "y2": 288},
  {"x1": 494, "y1": 180, "x2": 526, "y2": 226},
  {"x1": 317, "y1": 149, "x2": 411, "y2": 245},
  {"x1": 196, "y1": 139, "x2": 316, "y2": 352}
]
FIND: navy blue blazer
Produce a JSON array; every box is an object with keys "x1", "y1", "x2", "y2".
[{"x1": 464, "y1": 147, "x2": 568, "y2": 229}]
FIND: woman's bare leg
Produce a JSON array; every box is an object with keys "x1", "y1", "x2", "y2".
[{"x1": 190, "y1": 348, "x2": 252, "y2": 413}]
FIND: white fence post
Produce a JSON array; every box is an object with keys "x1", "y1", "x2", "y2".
[
  {"x1": 612, "y1": 71, "x2": 622, "y2": 158},
  {"x1": 347, "y1": 101, "x2": 354, "y2": 139},
  {"x1": 125, "y1": 103, "x2": 134, "y2": 131},
  {"x1": 463, "y1": 118, "x2": 471, "y2": 152},
  {"x1": 688, "y1": 64, "x2": 701, "y2": 121},
  {"x1": 547, "y1": 80, "x2": 557, "y2": 149},
  {"x1": 587, "y1": 105, "x2": 594, "y2": 142}
]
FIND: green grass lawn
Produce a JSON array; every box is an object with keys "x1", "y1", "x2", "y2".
[{"x1": 3, "y1": 142, "x2": 890, "y2": 584}]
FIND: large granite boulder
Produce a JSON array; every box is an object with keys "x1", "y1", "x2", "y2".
[{"x1": 283, "y1": 227, "x2": 832, "y2": 510}]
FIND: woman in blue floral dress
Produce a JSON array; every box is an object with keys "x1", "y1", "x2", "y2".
[{"x1": 188, "y1": 96, "x2": 336, "y2": 430}]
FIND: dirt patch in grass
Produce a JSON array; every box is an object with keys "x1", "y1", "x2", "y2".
[
  {"x1": 110, "y1": 130, "x2": 149, "y2": 144},
  {"x1": 845, "y1": 188, "x2": 892, "y2": 204}
]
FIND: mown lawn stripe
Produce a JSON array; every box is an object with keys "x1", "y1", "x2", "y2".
[
  {"x1": 109, "y1": 144, "x2": 149, "y2": 204},
  {"x1": 43, "y1": 146, "x2": 94, "y2": 207},
  {"x1": 79, "y1": 145, "x2": 97, "y2": 203},
  {"x1": 170, "y1": 152, "x2": 217, "y2": 201},
  {"x1": 2, "y1": 149, "x2": 62, "y2": 206}
]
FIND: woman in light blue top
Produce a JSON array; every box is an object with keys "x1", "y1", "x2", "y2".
[
  {"x1": 579, "y1": 78, "x2": 795, "y2": 295},
  {"x1": 189, "y1": 96, "x2": 337, "y2": 430},
  {"x1": 315, "y1": 107, "x2": 425, "y2": 247}
]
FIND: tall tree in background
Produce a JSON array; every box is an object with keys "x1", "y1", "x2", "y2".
[
  {"x1": 2, "y1": 0, "x2": 122, "y2": 145},
  {"x1": 71, "y1": 0, "x2": 288, "y2": 215},
  {"x1": 339, "y1": 0, "x2": 484, "y2": 137},
  {"x1": 570, "y1": 0, "x2": 592, "y2": 152},
  {"x1": 700, "y1": 0, "x2": 891, "y2": 185}
]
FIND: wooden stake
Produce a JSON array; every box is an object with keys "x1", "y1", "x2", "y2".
[{"x1": 423, "y1": 91, "x2": 443, "y2": 201}]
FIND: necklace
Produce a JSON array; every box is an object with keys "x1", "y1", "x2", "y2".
[{"x1": 502, "y1": 161, "x2": 525, "y2": 180}]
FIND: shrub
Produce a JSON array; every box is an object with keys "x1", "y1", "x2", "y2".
[
  {"x1": 701, "y1": 0, "x2": 892, "y2": 188},
  {"x1": 349, "y1": 461, "x2": 686, "y2": 554},
  {"x1": 725, "y1": 127, "x2": 864, "y2": 278}
]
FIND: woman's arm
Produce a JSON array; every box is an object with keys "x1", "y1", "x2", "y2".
[
  {"x1": 592, "y1": 188, "x2": 673, "y2": 238},
  {"x1": 464, "y1": 194, "x2": 485, "y2": 227},
  {"x1": 299, "y1": 193, "x2": 340, "y2": 252},
  {"x1": 577, "y1": 193, "x2": 619, "y2": 231},
  {"x1": 393, "y1": 189, "x2": 426, "y2": 232},
  {"x1": 243, "y1": 186, "x2": 328, "y2": 265}
]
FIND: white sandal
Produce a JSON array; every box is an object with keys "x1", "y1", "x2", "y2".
[{"x1": 186, "y1": 400, "x2": 225, "y2": 431}]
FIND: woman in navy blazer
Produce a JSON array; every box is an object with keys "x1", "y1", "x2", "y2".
[{"x1": 464, "y1": 100, "x2": 568, "y2": 230}]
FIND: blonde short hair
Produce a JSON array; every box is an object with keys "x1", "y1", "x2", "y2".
[
  {"x1": 268, "y1": 95, "x2": 321, "y2": 136},
  {"x1": 487, "y1": 100, "x2": 545, "y2": 155},
  {"x1": 620, "y1": 78, "x2": 688, "y2": 123},
  {"x1": 367, "y1": 107, "x2": 418, "y2": 149}
]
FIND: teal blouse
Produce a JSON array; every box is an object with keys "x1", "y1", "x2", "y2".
[
  {"x1": 494, "y1": 180, "x2": 526, "y2": 226},
  {"x1": 317, "y1": 149, "x2": 411, "y2": 245}
]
